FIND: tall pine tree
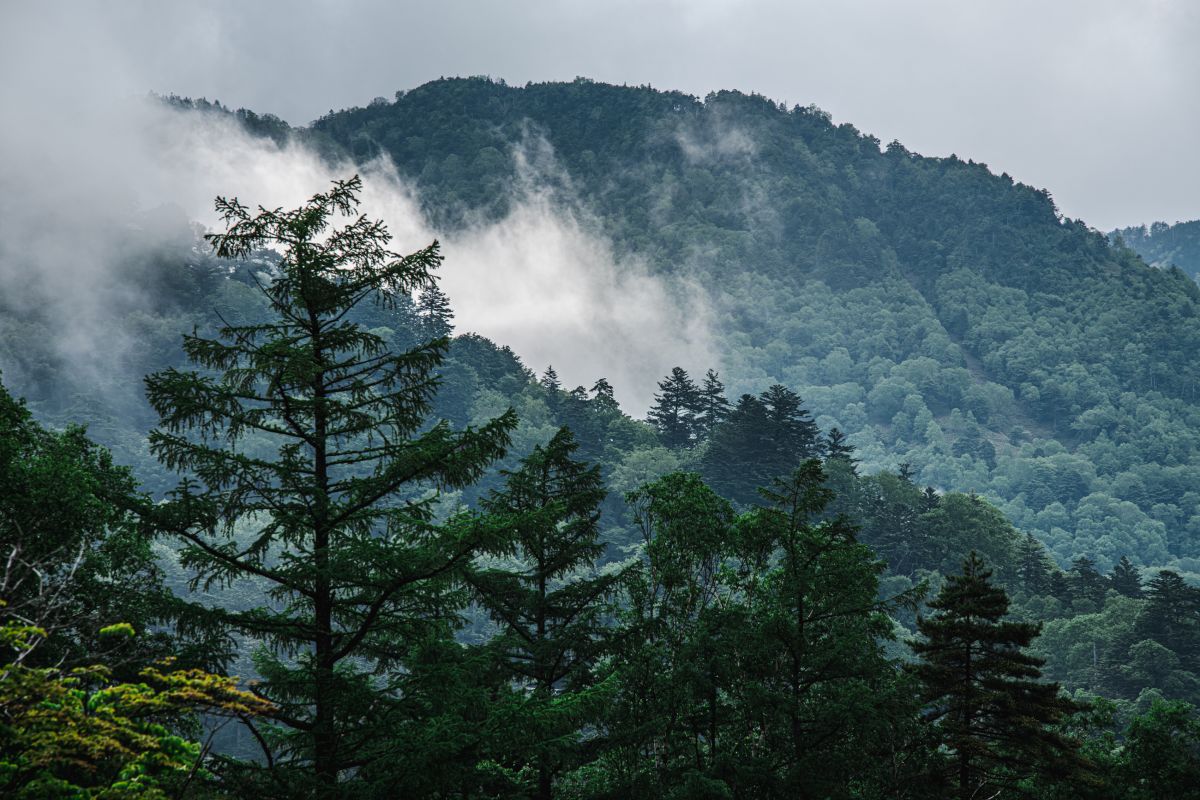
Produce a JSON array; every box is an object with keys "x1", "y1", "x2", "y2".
[
  {"x1": 472, "y1": 427, "x2": 617, "y2": 800},
  {"x1": 694, "y1": 368, "x2": 731, "y2": 437},
  {"x1": 143, "y1": 177, "x2": 516, "y2": 795},
  {"x1": 415, "y1": 282, "x2": 454, "y2": 340},
  {"x1": 647, "y1": 367, "x2": 700, "y2": 449},
  {"x1": 912, "y1": 552, "x2": 1086, "y2": 799},
  {"x1": 1109, "y1": 555, "x2": 1143, "y2": 598},
  {"x1": 822, "y1": 426, "x2": 857, "y2": 471}
]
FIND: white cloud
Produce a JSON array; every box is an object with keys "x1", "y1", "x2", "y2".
[{"x1": 0, "y1": 92, "x2": 713, "y2": 414}]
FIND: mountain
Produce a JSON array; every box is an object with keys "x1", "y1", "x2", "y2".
[
  {"x1": 1113, "y1": 219, "x2": 1200, "y2": 280},
  {"x1": 6, "y1": 78, "x2": 1200, "y2": 580},
  {"x1": 305, "y1": 77, "x2": 1200, "y2": 574}
]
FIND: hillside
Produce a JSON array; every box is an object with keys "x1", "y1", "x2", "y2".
[
  {"x1": 7, "y1": 78, "x2": 1200, "y2": 794},
  {"x1": 7, "y1": 80, "x2": 1200, "y2": 577},
  {"x1": 1114, "y1": 219, "x2": 1200, "y2": 280},
  {"x1": 303, "y1": 78, "x2": 1200, "y2": 573}
]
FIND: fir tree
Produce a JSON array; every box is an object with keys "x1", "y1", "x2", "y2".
[
  {"x1": 1137, "y1": 570, "x2": 1200, "y2": 660},
  {"x1": 694, "y1": 368, "x2": 731, "y2": 436},
  {"x1": 921, "y1": 485, "x2": 941, "y2": 513},
  {"x1": 760, "y1": 384, "x2": 820, "y2": 461},
  {"x1": 415, "y1": 281, "x2": 454, "y2": 340},
  {"x1": 912, "y1": 553, "x2": 1086, "y2": 799},
  {"x1": 1109, "y1": 555, "x2": 1143, "y2": 599},
  {"x1": 473, "y1": 427, "x2": 616, "y2": 800},
  {"x1": 700, "y1": 393, "x2": 774, "y2": 505},
  {"x1": 1069, "y1": 556, "x2": 1108, "y2": 609},
  {"x1": 143, "y1": 177, "x2": 516, "y2": 794},
  {"x1": 823, "y1": 426, "x2": 857, "y2": 471},
  {"x1": 540, "y1": 365, "x2": 561, "y2": 393},
  {"x1": 647, "y1": 367, "x2": 700, "y2": 449},
  {"x1": 1016, "y1": 533, "x2": 1052, "y2": 596},
  {"x1": 701, "y1": 387, "x2": 823, "y2": 506}
]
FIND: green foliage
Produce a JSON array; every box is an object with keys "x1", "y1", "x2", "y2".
[
  {"x1": 912, "y1": 553, "x2": 1088, "y2": 798},
  {"x1": 141, "y1": 177, "x2": 517, "y2": 794},
  {"x1": 1115, "y1": 220, "x2": 1200, "y2": 281},
  {"x1": 472, "y1": 427, "x2": 619, "y2": 799},
  {"x1": 0, "y1": 376, "x2": 213, "y2": 673},
  {"x1": 6, "y1": 80, "x2": 1200, "y2": 795},
  {"x1": 0, "y1": 620, "x2": 272, "y2": 799},
  {"x1": 588, "y1": 464, "x2": 929, "y2": 798}
]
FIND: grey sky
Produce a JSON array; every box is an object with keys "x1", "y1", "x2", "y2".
[{"x1": 3, "y1": 0, "x2": 1198, "y2": 230}]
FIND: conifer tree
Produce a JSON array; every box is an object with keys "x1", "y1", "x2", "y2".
[
  {"x1": 1109, "y1": 555, "x2": 1143, "y2": 598},
  {"x1": 142, "y1": 177, "x2": 516, "y2": 795},
  {"x1": 912, "y1": 552, "x2": 1086, "y2": 799},
  {"x1": 1069, "y1": 556, "x2": 1108, "y2": 609},
  {"x1": 823, "y1": 426, "x2": 857, "y2": 471},
  {"x1": 590, "y1": 377, "x2": 618, "y2": 411},
  {"x1": 415, "y1": 281, "x2": 454, "y2": 340},
  {"x1": 1016, "y1": 533, "x2": 1052, "y2": 596},
  {"x1": 1136, "y1": 570, "x2": 1200, "y2": 660},
  {"x1": 472, "y1": 427, "x2": 616, "y2": 800},
  {"x1": 694, "y1": 368, "x2": 731, "y2": 436},
  {"x1": 540, "y1": 365, "x2": 561, "y2": 394},
  {"x1": 921, "y1": 485, "x2": 941, "y2": 513},
  {"x1": 647, "y1": 367, "x2": 700, "y2": 449},
  {"x1": 701, "y1": 393, "x2": 774, "y2": 504},
  {"x1": 760, "y1": 384, "x2": 820, "y2": 460}
]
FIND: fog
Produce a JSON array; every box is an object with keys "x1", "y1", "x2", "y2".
[
  {"x1": 0, "y1": 91, "x2": 713, "y2": 412},
  {"x1": 2, "y1": 0, "x2": 1196, "y2": 413}
]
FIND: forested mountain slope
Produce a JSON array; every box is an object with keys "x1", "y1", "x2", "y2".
[
  {"x1": 306, "y1": 78, "x2": 1200, "y2": 574},
  {"x1": 7, "y1": 80, "x2": 1200, "y2": 795},
  {"x1": 5, "y1": 77, "x2": 1200, "y2": 579},
  {"x1": 1114, "y1": 219, "x2": 1200, "y2": 280}
]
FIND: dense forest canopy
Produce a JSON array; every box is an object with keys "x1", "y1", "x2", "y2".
[
  {"x1": 4, "y1": 77, "x2": 1200, "y2": 797},
  {"x1": 1114, "y1": 219, "x2": 1200, "y2": 281},
  {"x1": 13, "y1": 78, "x2": 1200, "y2": 578}
]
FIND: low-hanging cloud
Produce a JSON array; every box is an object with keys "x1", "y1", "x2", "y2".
[{"x1": 0, "y1": 90, "x2": 714, "y2": 415}]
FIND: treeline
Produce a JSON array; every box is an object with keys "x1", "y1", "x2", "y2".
[
  {"x1": 1114, "y1": 219, "x2": 1200, "y2": 281},
  {"x1": 5, "y1": 181, "x2": 1200, "y2": 799}
]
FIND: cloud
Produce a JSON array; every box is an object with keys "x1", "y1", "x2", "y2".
[
  {"x1": 6, "y1": 0, "x2": 1197, "y2": 230},
  {"x1": 0, "y1": 89, "x2": 713, "y2": 415},
  {"x1": 434, "y1": 145, "x2": 715, "y2": 410}
]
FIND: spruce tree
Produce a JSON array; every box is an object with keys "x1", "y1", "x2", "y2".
[
  {"x1": 415, "y1": 282, "x2": 454, "y2": 340},
  {"x1": 1016, "y1": 533, "x2": 1052, "y2": 596},
  {"x1": 912, "y1": 552, "x2": 1086, "y2": 799},
  {"x1": 143, "y1": 177, "x2": 516, "y2": 794},
  {"x1": 540, "y1": 365, "x2": 561, "y2": 393},
  {"x1": 823, "y1": 426, "x2": 857, "y2": 471},
  {"x1": 760, "y1": 384, "x2": 820, "y2": 460},
  {"x1": 694, "y1": 368, "x2": 731, "y2": 436},
  {"x1": 472, "y1": 427, "x2": 616, "y2": 800},
  {"x1": 1069, "y1": 556, "x2": 1108, "y2": 609},
  {"x1": 647, "y1": 367, "x2": 700, "y2": 449},
  {"x1": 1109, "y1": 555, "x2": 1143, "y2": 598},
  {"x1": 700, "y1": 393, "x2": 774, "y2": 505}
]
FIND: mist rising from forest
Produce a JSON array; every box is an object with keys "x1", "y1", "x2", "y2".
[{"x1": 0, "y1": 95, "x2": 714, "y2": 413}]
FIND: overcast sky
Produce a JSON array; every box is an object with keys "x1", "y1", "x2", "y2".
[{"x1": 3, "y1": 0, "x2": 1198, "y2": 230}]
